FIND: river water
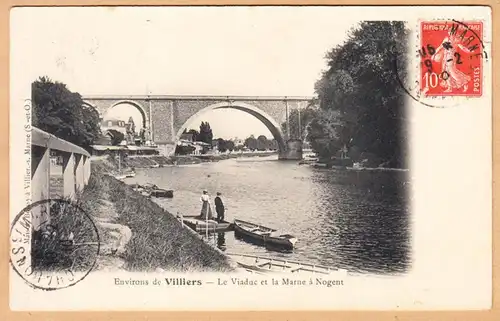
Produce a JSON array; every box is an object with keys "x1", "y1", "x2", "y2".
[{"x1": 125, "y1": 155, "x2": 411, "y2": 275}]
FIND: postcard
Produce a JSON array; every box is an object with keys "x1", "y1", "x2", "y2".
[{"x1": 9, "y1": 5, "x2": 492, "y2": 310}]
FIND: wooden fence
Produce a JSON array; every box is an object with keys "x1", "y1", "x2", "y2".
[{"x1": 31, "y1": 127, "x2": 91, "y2": 229}]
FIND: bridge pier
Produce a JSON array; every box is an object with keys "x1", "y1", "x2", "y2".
[
  {"x1": 156, "y1": 142, "x2": 177, "y2": 156},
  {"x1": 278, "y1": 139, "x2": 303, "y2": 160}
]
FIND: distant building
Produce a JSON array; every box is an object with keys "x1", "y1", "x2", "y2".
[
  {"x1": 93, "y1": 130, "x2": 114, "y2": 146},
  {"x1": 195, "y1": 141, "x2": 212, "y2": 154},
  {"x1": 176, "y1": 140, "x2": 211, "y2": 155},
  {"x1": 101, "y1": 118, "x2": 128, "y2": 135},
  {"x1": 180, "y1": 132, "x2": 195, "y2": 142},
  {"x1": 227, "y1": 138, "x2": 244, "y2": 150}
]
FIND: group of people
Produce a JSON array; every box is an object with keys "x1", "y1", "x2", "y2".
[{"x1": 199, "y1": 190, "x2": 225, "y2": 223}]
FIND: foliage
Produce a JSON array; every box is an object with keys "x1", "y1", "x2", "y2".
[
  {"x1": 139, "y1": 128, "x2": 146, "y2": 143},
  {"x1": 242, "y1": 135, "x2": 278, "y2": 151},
  {"x1": 281, "y1": 105, "x2": 319, "y2": 140},
  {"x1": 225, "y1": 140, "x2": 235, "y2": 151},
  {"x1": 232, "y1": 143, "x2": 244, "y2": 151},
  {"x1": 309, "y1": 21, "x2": 410, "y2": 168},
  {"x1": 197, "y1": 122, "x2": 213, "y2": 145},
  {"x1": 256, "y1": 135, "x2": 269, "y2": 151},
  {"x1": 244, "y1": 135, "x2": 258, "y2": 150},
  {"x1": 217, "y1": 139, "x2": 235, "y2": 153},
  {"x1": 107, "y1": 129, "x2": 125, "y2": 146},
  {"x1": 185, "y1": 129, "x2": 199, "y2": 141},
  {"x1": 175, "y1": 144, "x2": 195, "y2": 155},
  {"x1": 268, "y1": 139, "x2": 278, "y2": 150},
  {"x1": 32, "y1": 76, "x2": 101, "y2": 148},
  {"x1": 126, "y1": 117, "x2": 136, "y2": 135}
]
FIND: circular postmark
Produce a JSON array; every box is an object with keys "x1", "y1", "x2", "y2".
[
  {"x1": 394, "y1": 19, "x2": 488, "y2": 108},
  {"x1": 10, "y1": 199, "x2": 100, "y2": 291}
]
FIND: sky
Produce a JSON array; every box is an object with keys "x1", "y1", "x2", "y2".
[{"x1": 12, "y1": 6, "x2": 361, "y2": 138}]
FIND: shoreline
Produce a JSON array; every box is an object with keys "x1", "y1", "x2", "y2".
[
  {"x1": 108, "y1": 151, "x2": 279, "y2": 169},
  {"x1": 79, "y1": 158, "x2": 236, "y2": 273}
]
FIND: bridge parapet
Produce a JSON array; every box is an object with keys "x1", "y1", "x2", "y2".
[{"x1": 82, "y1": 94, "x2": 314, "y2": 101}]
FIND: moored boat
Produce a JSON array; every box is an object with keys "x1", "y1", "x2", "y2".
[
  {"x1": 311, "y1": 162, "x2": 328, "y2": 168},
  {"x1": 233, "y1": 219, "x2": 297, "y2": 250},
  {"x1": 227, "y1": 252, "x2": 347, "y2": 275},
  {"x1": 142, "y1": 183, "x2": 174, "y2": 198},
  {"x1": 150, "y1": 188, "x2": 173, "y2": 198},
  {"x1": 124, "y1": 170, "x2": 136, "y2": 178},
  {"x1": 178, "y1": 214, "x2": 233, "y2": 233},
  {"x1": 299, "y1": 153, "x2": 318, "y2": 165},
  {"x1": 114, "y1": 173, "x2": 127, "y2": 180},
  {"x1": 130, "y1": 183, "x2": 173, "y2": 198}
]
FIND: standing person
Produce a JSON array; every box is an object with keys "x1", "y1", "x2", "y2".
[
  {"x1": 200, "y1": 190, "x2": 213, "y2": 220},
  {"x1": 214, "y1": 192, "x2": 225, "y2": 223},
  {"x1": 431, "y1": 31, "x2": 472, "y2": 93}
]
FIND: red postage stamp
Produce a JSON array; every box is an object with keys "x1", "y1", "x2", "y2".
[{"x1": 419, "y1": 21, "x2": 483, "y2": 97}]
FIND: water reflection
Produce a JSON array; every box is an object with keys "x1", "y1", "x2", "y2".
[{"x1": 217, "y1": 233, "x2": 226, "y2": 251}]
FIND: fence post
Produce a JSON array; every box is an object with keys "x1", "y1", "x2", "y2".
[
  {"x1": 62, "y1": 152, "x2": 76, "y2": 199},
  {"x1": 83, "y1": 156, "x2": 91, "y2": 184},
  {"x1": 74, "y1": 154, "x2": 84, "y2": 192},
  {"x1": 31, "y1": 145, "x2": 50, "y2": 230}
]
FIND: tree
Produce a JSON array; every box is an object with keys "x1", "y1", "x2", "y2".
[
  {"x1": 233, "y1": 143, "x2": 243, "y2": 151},
  {"x1": 308, "y1": 21, "x2": 410, "y2": 168},
  {"x1": 127, "y1": 116, "x2": 136, "y2": 135},
  {"x1": 175, "y1": 144, "x2": 195, "y2": 155},
  {"x1": 257, "y1": 135, "x2": 269, "y2": 151},
  {"x1": 217, "y1": 138, "x2": 227, "y2": 153},
  {"x1": 32, "y1": 76, "x2": 101, "y2": 148},
  {"x1": 107, "y1": 129, "x2": 125, "y2": 146},
  {"x1": 281, "y1": 105, "x2": 319, "y2": 140},
  {"x1": 225, "y1": 140, "x2": 235, "y2": 151},
  {"x1": 269, "y1": 139, "x2": 279, "y2": 151},
  {"x1": 186, "y1": 129, "x2": 199, "y2": 141},
  {"x1": 305, "y1": 113, "x2": 343, "y2": 160},
  {"x1": 216, "y1": 138, "x2": 236, "y2": 153},
  {"x1": 244, "y1": 135, "x2": 258, "y2": 151},
  {"x1": 139, "y1": 128, "x2": 146, "y2": 144},
  {"x1": 197, "y1": 122, "x2": 213, "y2": 145}
]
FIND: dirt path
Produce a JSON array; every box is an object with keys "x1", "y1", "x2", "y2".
[{"x1": 92, "y1": 199, "x2": 133, "y2": 272}]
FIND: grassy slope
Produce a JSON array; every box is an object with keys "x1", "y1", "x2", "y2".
[{"x1": 80, "y1": 160, "x2": 233, "y2": 272}]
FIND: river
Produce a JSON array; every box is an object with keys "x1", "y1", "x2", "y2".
[{"x1": 125, "y1": 155, "x2": 411, "y2": 275}]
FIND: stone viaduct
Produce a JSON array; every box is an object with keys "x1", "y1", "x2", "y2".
[{"x1": 82, "y1": 95, "x2": 314, "y2": 159}]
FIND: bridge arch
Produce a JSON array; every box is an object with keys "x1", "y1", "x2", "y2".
[
  {"x1": 81, "y1": 101, "x2": 100, "y2": 116},
  {"x1": 176, "y1": 101, "x2": 287, "y2": 152},
  {"x1": 102, "y1": 100, "x2": 149, "y2": 129}
]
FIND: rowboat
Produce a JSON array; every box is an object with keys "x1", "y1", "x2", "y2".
[
  {"x1": 178, "y1": 215, "x2": 233, "y2": 233},
  {"x1": 140, "y1": 183, "x2": 174, "y2": 198},
  {"x1": 233, "y1": 219, "x2": 297, "y2": 250},
  {"x1": 227, "y1": 252, "x2": 347, "y2": 276},
  {"x1": 124, "y1": 170, "x2": 136, "y2": 178},
  {"x1": 130, "y1": 183, "x2": 174, "y2": 198},
  {"x1": 114, "y1": 174, "x2": 127, "y2": 180},
  {"x1": 150, "y1": 188, "x2": 173, "y2": 198}
]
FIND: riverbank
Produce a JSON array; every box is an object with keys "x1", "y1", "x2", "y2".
[
  {"x1": 79, "y1": 159, "x2": 234, "y2": 272},
  {"x1": 102, "y1": 151, "x2": 279, "y2": 168}
]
